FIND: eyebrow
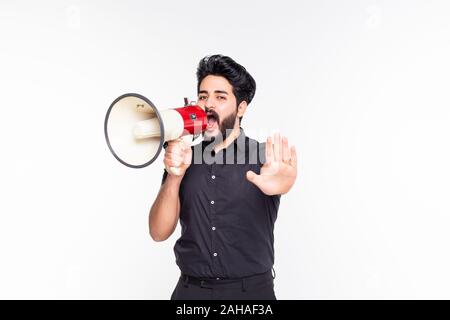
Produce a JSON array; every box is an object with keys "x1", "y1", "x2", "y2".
[{"x1": 198, "y1": 90, "x2": 229, "y2": 95}]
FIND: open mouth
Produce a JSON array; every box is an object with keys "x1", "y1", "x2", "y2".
[{"x1": 207, "y1": 112, "x2": 219, "y2": 129}]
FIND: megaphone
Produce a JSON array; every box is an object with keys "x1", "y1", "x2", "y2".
[{"x1": 104, "y1": 93, "x2": 207, "y2": 173}]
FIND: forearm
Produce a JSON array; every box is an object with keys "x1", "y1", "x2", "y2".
[{"x1": 149, "y1": 174, "x2": 183, "y2": 241}]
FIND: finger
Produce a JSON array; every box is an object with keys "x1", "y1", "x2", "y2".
[
  {"x1": 166, "y1": 144, "x2": 179, "y2": 153},
  {"x1": 166, "y1": 148, "x2": 185, "y2": 156},
  {"x1": 178, "y1": 139, "x2": 187, "y2": 151},
  {"x1": 246, "y1": 170, "x2": 261, "y2": 186},
  {"x1": 282, "y1": 136, "x2": 290, "y2": 163},
  {"x1": 167, "y1": 139, "x2": 185, "y2": 152},
  {"x1": 165, "y1": 151, "x2": 184, "y2": 163},
  {"x1": 165, "y1": 158, "x2": 182, "y2": 167},
  {"x1": 166, "y1": 142, "x2": 188, "y2": 155},
  {"x1": 167, "y1": 166, "x2": 182, "y2": 176},
  {"x1": 265, "y1": 136, "x2": 274, "y2": 164},
  {"x1": 273, "y1": 132, "x2": 281, "y2": 162},
  {"x1": 167, "y1": 139, "x2": 181, "y2": 147},
  {"x1": 289, "y1": 145, "x2": 297, "y2": 168},
  {"x1": 277, "y1": 133, "x2": 282, "y2": 161},
  {"x1": 182, "y1": 149, "x2": 192, "y2": 165},
  {"x1": 165, "y1": 153, "x2": 183, "y2": 165}
]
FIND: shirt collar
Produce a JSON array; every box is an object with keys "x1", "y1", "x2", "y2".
[{"x1": 202, "y1": 127, "x2": 247, "y2": 153}]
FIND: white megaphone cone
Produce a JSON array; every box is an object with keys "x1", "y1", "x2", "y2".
[{"x1": 104, "y1": 93, "x2": 207, "y2": 174}]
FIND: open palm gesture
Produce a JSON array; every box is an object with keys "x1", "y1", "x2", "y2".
[{"x1": 246, "y1": 133, "x2": 297, "y2": 195}]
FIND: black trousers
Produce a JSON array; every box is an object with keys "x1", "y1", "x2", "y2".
[{"x1": 170, "y1": 270, "x2": 276, "y2": 300}]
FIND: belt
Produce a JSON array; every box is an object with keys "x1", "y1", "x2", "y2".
[{"x1": 180, "y1": 270, "x2": 274, "y2": 290}]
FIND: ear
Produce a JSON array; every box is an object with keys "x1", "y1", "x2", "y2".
[{"x1": 237, "y1": 100, "x2": 248, "y2": 118}]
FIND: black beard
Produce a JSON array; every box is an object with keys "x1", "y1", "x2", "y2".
[
  {"x1": 219, "y1": 111, "x2": 238, "y2": 139},
  {"x1": 204, "y1": 109, "x2": 238, "y2": 142}
]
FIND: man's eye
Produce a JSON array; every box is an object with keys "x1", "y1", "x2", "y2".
[
  {"x1": 198, "y1": 96, "x2": 207, "y2": 100},
  {"x1": 218, "y1": 96, "x2": 226, "y2": 100}
]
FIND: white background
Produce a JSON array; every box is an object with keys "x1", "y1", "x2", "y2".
[{"x1": 1, "y1": 0, "x2": 449, "y2": 299}]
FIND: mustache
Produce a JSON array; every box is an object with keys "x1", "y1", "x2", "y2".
[{"x1": 205, "y1": 108, "x2": 220, "y2": 123}]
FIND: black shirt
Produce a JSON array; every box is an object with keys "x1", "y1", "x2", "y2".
[{"x1": 161, "y1": 128, "x2": 281, "y2": 279}]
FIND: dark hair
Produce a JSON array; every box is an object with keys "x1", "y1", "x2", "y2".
[{"x1": 196, "y1": 54, "x2": 256, "y2": 124}]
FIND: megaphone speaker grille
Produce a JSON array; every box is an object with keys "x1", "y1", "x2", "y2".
[{"x1": 104, "y1": 93, "x2": 165, "y2": 168}]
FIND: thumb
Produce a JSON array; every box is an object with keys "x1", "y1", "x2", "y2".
[
  {"x1": 246, "y1": 170, "x2": 260, "y2": 185},
  {"x1": 182, "y1": 147, "x2": 192, "y2": 165}
]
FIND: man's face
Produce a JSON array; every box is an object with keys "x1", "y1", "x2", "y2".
[{"x1": 197, "y1": 75, "x2": 239, "y2": 140}]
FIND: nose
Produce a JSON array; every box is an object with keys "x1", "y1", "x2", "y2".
[
  {"x1": 204, "y1": 105, "x2": 216, "y2": 114},
  {"x1": 203, "y1": 98, "x2": 215, "y2": 112}
]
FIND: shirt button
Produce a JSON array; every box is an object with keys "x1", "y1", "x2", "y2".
[
  {"x1": 212, "y1": 226, "x2": 216, "y2": 231},
  {"x1": 210, "y1": 200, "x2": 215, "y2": 205},
  {"x1": 211, "y1": 175, "x2": 216, "y2": 179},
  {"x1": 213, "y1": 252, "x2": 218, "y2": 257}
]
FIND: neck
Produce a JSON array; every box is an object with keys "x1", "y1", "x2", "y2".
[{"x1": 213, "y1": 126, "x2": 241, "y2": 153}]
